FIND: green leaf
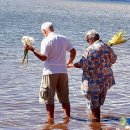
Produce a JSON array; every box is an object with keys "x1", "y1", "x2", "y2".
[{"x1": 21, "y1": 49, "x2": 28, "y2": 65}]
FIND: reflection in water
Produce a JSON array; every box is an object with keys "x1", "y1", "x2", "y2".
[
  {"x1": 39, "y1": 115, "x2": 123, "y2": 130},
  {"x1": 89, "y1": 121, "x2": 101, "y2": 130},
  {"x1": 40, "y1": 117, "x2": 70, "y2": 130}
]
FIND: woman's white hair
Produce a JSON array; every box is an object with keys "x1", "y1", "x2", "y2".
[{"x1": 85, "y1": 29, "x2": 100, "y2": 40}]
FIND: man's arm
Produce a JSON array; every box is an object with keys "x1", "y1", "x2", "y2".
[
  {"x1": 24, "y1": 45, "x2": 47, "y2": 61},
  {"x1": 67, "y1": 48, "x2": 76, "y2": 67}
]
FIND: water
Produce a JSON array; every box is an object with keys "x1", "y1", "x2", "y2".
[{"x1": 0, "y1": 0, "x2": 130, "y2": 129}]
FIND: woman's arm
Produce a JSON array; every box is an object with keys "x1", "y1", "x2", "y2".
[
  {"x1": 108, "y1": 46, "x2": 117, "y2": 65},
  {"x1": 74, "y1": 62, "x2": 82, "y2": 68}
]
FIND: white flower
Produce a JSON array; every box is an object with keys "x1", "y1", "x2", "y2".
[
  {"x1": 21, "y1": 36, "x2": 34, "y2": 46},
  {"x1": 21, "y1": 36, "x2": 34, "y2": 65}
]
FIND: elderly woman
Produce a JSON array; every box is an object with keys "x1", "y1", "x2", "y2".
[{"x1": 73, "y1": 30, "x2": 117, "y2": 121}]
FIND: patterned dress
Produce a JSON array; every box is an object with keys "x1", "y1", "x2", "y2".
[{"x1": 75, "y1": 40, "x2": 117, "y2": 108}]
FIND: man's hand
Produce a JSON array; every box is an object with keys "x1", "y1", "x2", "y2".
[
  {"x1": 67, "y1": 48, "x2": 76, "y2": 67},
  {"x1": 24, "y1": 45, "x2": 47, "y2": 61},
  {"x1": 67, "y1": 62, "x2": 74, "y2": 68},
  {"x1": 24, "y1": 45, "x2": 34, "y2": 52}
]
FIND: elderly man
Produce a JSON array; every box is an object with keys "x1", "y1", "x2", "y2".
[
  {"x1": 73, "y1": 30, "x2": 117, "y2": 121},
  {"x1": 24, "y1": 22, "x2": 76, "y2": 123}
]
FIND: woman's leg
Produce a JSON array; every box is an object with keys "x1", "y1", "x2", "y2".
[{"x1": 91, "y1": 107, "x2": 100, "y2": 121}]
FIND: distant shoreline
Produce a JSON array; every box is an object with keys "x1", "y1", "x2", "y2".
[{"x1": 74, "y1": 0, "x2": 130, "y2": 4}]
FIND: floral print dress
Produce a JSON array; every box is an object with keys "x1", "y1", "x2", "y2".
[{"x1": 76, "y1": 40, "x2": 117, "y2": 108}]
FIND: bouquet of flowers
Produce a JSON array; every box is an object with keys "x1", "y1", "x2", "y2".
[
  {"x1": 107, "y1": 30, "x2": 130, "y2": 46},
  {"x1": 21, "y1": 36, "x2": 34, "y2": 64}
]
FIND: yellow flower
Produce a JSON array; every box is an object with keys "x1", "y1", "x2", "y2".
[
  {"x1": 108, "y1": 30, "x2": 128, "y2": 46},
  {"x1": 21, "y1": 36, "x2": 34, "y2": 64}
]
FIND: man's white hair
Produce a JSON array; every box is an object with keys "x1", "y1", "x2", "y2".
[
  {"x1": 85, "y1": 29, "x2": 100, "y2": 40},
  {"x1": 41, "y1": 22, "x2": 54, "y2": 31}
]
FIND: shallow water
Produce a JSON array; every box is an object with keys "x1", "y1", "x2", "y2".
[{"x1": 0, "y1": 0, "x2": 130, "y2": 129}]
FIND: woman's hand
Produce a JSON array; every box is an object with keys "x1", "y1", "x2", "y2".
[{"x1": 73, "y1": 63, "x2": 82, "y2": 68}]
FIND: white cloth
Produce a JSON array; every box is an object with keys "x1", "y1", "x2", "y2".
[
  {"x1": 41, "y1": 32, "x2": 73, "y2": 75},
  {"x1": 87, "y1": 40, "x2": 104, "y2": 51}
]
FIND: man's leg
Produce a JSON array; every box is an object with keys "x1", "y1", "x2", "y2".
[
  {"x1": 46, "y1": 104, "x2": 54, "y2": 123},
  {"x1": 62, "y1": 103, "x2": 70, "y2": 118},
  {"x1": 57, "y1": 74, "x2": 71, "y2": 118},
  {"x1": 40, "y1": 74, "x2": 57, "y2": 124}
]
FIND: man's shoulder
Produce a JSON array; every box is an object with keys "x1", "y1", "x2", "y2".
[
  {"x1": 48, "y1": 33, "x2": 66, "y2": 40},
  {"x1": 57, "y1": 34, "x2": 67, "y2": 39},
  {"x1": 41, "y1": 38, "x2": 48, "y2": 44}
]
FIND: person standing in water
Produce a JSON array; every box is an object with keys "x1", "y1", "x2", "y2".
[
  {"x1": 71, "y1": 30, "x2": 117, "y2": 121},
  {"x1": 24, "y1": 22, "x2": 76, "y2": 123}
]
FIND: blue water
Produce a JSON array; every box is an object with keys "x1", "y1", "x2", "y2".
[{"x1": 0, "y1": 0, "x2": 130, "y2": 129}]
